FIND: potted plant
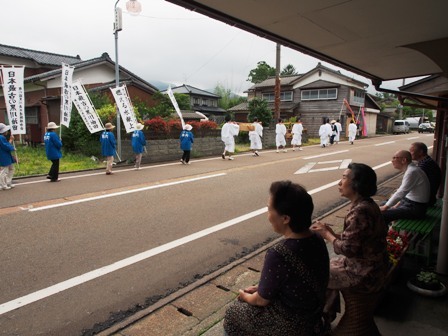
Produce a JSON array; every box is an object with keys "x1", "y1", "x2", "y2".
[{"x1": 407, "y1": 270, "x2": 447, "y2": 297}]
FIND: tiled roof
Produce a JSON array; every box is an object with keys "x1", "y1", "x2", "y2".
[
  {"x1": 228, "y1": 102, "x2": 249, "y2": 112},
  {"x1": 166, "y1": 84, "x2": 220, "y2": 98},
  {"x1": 0, "y1": 43, "x2": 80, "y2": 66},
  {"x1": 248, "y1": 75, "x2": 302, "y2": 89}
]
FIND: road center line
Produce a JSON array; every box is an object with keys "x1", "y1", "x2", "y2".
[
  {"x1": 28, "y1": 173, "x2": 226, "y2": 212},
  {"x1": 0, "y1": 161, "x2": 393, "y2": 315}
]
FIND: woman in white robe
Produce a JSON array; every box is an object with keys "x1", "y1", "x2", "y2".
[{"x1": 291, "y1": 118, "x2": 303, "y2": 151}]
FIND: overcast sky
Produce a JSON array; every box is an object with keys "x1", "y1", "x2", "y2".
[{"x1": 3, "y1": 0, "x2": 410, "y2": 95}]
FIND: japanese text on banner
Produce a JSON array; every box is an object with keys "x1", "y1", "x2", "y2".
[
  {"x1": 60, "y1": 63, "x2": 75, "y2": 128},
  {"x1": 0, "y1": 66, "x2": 26, "y2": 135},
  {"x1": 71, "y1": 81, "x2": 104, "y2": 133},
  {"x1": 110, "y1": 85, "x2": 137, "y2": 133}
]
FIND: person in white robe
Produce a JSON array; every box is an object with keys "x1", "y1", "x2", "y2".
[
  {"x1": 275, "y1": 118, "x2": 287, "y2": 153},
  {"x1": 348, "y1": 120, "x2": 357, "y2": 145},
  {"x1": 221, "y1": 115, "x2": 240, "y2": 160},
  {"x1": 291, "y1": 117, "x2": 303, "y2": 151},
  {"x1": 249, "y1": 118, "x2": 263, "y2": 156},
  {"x1": 334, "y1": 119, "x2": 342, "y2": 144},
  {"x1": 319, "y1": 120, "x2": 330, "y2": 148}
]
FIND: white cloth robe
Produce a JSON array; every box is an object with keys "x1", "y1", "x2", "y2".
[{"x1": 221, "y1": 122, "x2": 240, "y2": 152}]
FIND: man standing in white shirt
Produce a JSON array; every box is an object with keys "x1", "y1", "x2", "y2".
[{"x1": 380, "y1": 150, "x2": 430, "y2": 224}]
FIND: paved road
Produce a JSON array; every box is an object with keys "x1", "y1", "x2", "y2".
[{"x1": 0, "y1": 133, "x2": 435, "y2": 335}]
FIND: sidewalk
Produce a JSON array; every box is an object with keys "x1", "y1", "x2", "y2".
[{"x1": 98, "y1": 174, "x2": 448, "y2": 336}]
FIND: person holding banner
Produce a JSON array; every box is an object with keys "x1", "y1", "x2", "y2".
[
  {"x1": 44, "y1": 122, "x2": 62, "y2": 182},
  {"x1": 221, "y1": 115, "x2": 240, "y2": 160},
  {"x1": 100, "y1": 123, "x2": 117, "y2": 175},
  {"x1": 0, "y1": 123, "x2": 16, "y2": 190},
  {"x1": 132, "y1": 123, "x2": 146, "y2": 170},
  {"x1": 180, "y1": 124, "x2": 194, "y2": 164}
]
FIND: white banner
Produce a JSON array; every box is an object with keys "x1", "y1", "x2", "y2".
[
  {"x1": 166, "y1": 85, "x2": 185, "y2": 129},
  {"x1": 60, "y1": 63, "x2": 74, "y2": 128},
  {"x1": 71, "y1": 81, "x2": 104, "y2": 133},
  {"x1": 0, "y1": 66, "x2": 26, "y2": 135},
  {"x1": 110, "y1": 85, "x2": 137, "y2": 133}
]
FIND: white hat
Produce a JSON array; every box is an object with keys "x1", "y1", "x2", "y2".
[
  {"x1": 136, "y1": 123, "x2": 144, "y2": 130},
  {"x1": 47, "y1": 122, "x2": 60, "y2": 130},
  {"x1": 184, "y1": 124, "x2": 193, "y2": 131},
  {"x1": 0, "y1": 123, "x2": 11, "y2": 134}
]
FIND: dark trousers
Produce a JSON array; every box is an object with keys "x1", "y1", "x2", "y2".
[
  {"x1": 48, "y1": 159, "x2": 60, "y2": 181},
  {"x1": 382, "y1": 198, "x2": 427, "y2": 224},
  {"x1": 182, "y1": 150, "x2": 191, "y2": 163}
]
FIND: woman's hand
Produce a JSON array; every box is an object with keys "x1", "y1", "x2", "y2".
[
  {"x1": 310, "y1": 221, "x2": 337, "y2": 242},
  {"x1": 238, "y1": 289, "x2": 270, "y2": 307}
]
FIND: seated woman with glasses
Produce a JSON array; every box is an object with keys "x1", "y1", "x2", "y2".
[
  {"x1": 311, "y1": 163, "x2": 389, "y2": 335},
  {"x1": 224, "y1": 181, "x2": 330, "y2": 335}
]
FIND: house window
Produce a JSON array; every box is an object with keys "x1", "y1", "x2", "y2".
[
  {"x1": 261, "y1": 91, "x2": 293, "y2": 102},
  {"x1": 193, "y1": 97, "x2": 199, "y2": 106},
  {"x1": 353, "y1": 89, "x2": 365, "y2": 105},
  {"x1": 25, "y1": 107, "x2": 39, "y2": 124},
  {"x1": 301, "y1": 88, "x2": 337, "y2": 100},
  {"x1": 202, "y1": 99, "x2": 208, "y2": 106}
]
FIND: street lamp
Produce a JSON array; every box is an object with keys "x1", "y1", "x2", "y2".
[{"x1": 114, "y1": 0, "x2": 142, "y2": 158}]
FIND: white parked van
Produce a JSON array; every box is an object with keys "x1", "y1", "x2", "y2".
[{"x1": 392, "y1": 120, "x2": 410, "y2": 134}]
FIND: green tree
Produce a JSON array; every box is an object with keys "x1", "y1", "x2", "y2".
[
  {"x1": 144, "y1": 92, "x2": 190, "y2": 119},
  {"x1": 281, "y1": 64, "x2": 298, "y2": 76},
  {"x1": 214, "y1": 83, "x2": 246, "y2": 110},
  {"x1": 247, "y1": 61, "x2": 276, "y2": 84},
  {"x1": 247, "y1": 98, "x2": 272, "y2": 126}
]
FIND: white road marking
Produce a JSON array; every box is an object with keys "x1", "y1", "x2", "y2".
[
  {"x1": 294, "y1": 159, "x2": 352, "y2": 174},
  {"x1": 407, "y1": 137, "x2": 420, "y2": 140},
  {"x1": 302, "y1": 150, "x2": 348, "y2": 160},
  {"x1": 0, "y1": 160, "x2": 395, "y2": 315},
  {"x1": 28, "y1": 173, "x2": 226, "y2": 212},
  {"x1": 375, "y1": 141, "x2": 395, "y2": 146}
]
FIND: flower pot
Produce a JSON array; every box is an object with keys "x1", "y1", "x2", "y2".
[{"x1": 407, "y1": 280, "x2": 447, "y2": 297}]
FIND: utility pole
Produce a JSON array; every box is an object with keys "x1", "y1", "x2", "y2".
[{"x1": 274, "y1": 43, "x2": 281, "y2": 120}]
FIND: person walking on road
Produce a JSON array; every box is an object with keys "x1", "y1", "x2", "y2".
[
  {"x1": 100, "y1": 123, "x2": 117, "y2": 175},
  {"x1": 132, "y1": 123, "x2": 146, "y2": 170},
  {"x1": 275, "y1": 118, "x2": 287, "y2": 153},
  {"x1": 249, "y1": 117, "x2": 263, "y2": 156},
  {"x1": 319, "y1": 120, "x2": 330, "y2": 148},
  {"x1": 0, "y1": 123, "x2": 16, "y2": 190},
  {"x1": 334, "y1": 119, "x2": 342, "y2": 144},
  {"x1": 44, "y1": 122, "x2": 62, "y2": 182},
  {"x1": 180, "y1": 124, "x2": 194, "y2": 164},
  {"x1": 291, "y1": 117, "x2": 303, "y2": 151},
  {"x1": 348, "y1": 120, "x2": 357, "y2": 145},
  {"x1": 221, "y1": 115, "x2": 240, "y2": 160}
]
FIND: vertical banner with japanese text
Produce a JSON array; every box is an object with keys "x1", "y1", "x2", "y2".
[
  {"x1": 110, "y1": 85, "x2": 137, "y2": 133},
  {"x1": 71, "y1": 81, "x2": 104, "y2": 133},
  {"x1": 0, "y1": 66, "x2": 26, "y2": 135},
  {"x1": 60, "y1": 63, "x2": 74, "y2": 128},
  {"x1": 166, "y1": 85, "x2": 185, "y2": 129}
]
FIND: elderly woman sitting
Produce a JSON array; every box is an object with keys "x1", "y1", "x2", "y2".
[
  {"x1": 224, "y1": 181, "x2": 330, "y2": 335},
  {"x1": 311, "y1": 163, "x2": 389, "y2": 335}
]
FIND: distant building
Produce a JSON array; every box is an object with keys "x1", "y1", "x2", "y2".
[
  {"x1": 0, "y1": 44, "x2": 158, "y2": 143},
  {"x1": 229, "y1": 62, "x2": 380, "y2": 137},
  {"x1": 162, "y1": 84, "x2": 227, "y2": 123}
]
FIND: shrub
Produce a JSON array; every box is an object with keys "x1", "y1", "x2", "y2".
[
  {"x1": 144, "y1": 117, "x2": 169, "y2": 135},
  {"x1": 193, "y1": 120, "x2": 218, "y2": 130},
  {"x1": 167, "y1": 119, "x2": 183, "y2": 132}
]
